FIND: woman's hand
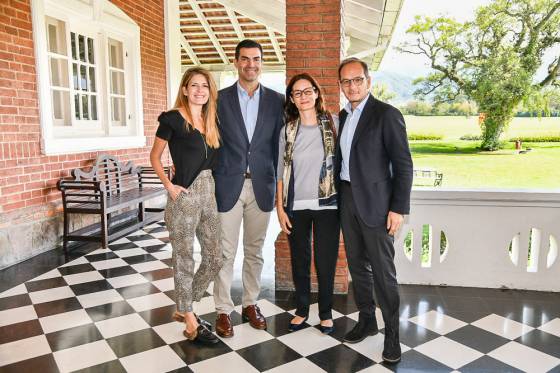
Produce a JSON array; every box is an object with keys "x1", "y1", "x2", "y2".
[
  {"x1": 277, "y1": 207, "x2": 292, "y2": 234},
  {"x1": 167, "y1": 184, "x2": 187, "y2": 201}
]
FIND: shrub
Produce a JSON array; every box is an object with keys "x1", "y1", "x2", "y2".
[
  {"x1": 508, "y1": 135, "x2": 560, "y2": 142},
  {"x1": 408, "y1": 133, "x2": 443, "y2": 141},
  {"x1": 460, "y1": 134, "x2": 482, "y2": 141}
]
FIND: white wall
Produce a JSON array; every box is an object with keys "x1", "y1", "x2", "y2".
[{"x1": 394, "y1": 189, "x2": 560, "y2": 291}]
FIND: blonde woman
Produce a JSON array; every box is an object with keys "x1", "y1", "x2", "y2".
[{"x1": 150, "y1": 67, "x2": 222, "y2": 344}]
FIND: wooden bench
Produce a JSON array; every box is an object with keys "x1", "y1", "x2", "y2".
[
  {"x1": 413, "y1": 168, "x2": 444, "y2": 187},
  {"x1": 57, "y1": 154, "x2": 169, "y2": 253}
]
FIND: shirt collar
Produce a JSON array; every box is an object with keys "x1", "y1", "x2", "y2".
[
  {"x1": 344, "y1": 93, "x2": 370, "y2": 115},
  {"x1": 237, "y1": 81, "x2": 260, "y2": 99}
]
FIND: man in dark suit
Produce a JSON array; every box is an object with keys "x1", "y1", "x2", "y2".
[
  {"x1": 336, "y1": 58, "x2": 413, "y2": 363},
  {"x1": 213, "y1": 40, "x2": 284, "y2": 337}
]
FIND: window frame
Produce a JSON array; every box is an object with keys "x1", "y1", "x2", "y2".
[{"x1": 32, "y1": 0, "x2": 145, "y2": 155}]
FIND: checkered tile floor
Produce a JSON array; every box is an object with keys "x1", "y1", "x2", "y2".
[{"x1": 1, "y1": 221, "x2": 560, "y2": 372}]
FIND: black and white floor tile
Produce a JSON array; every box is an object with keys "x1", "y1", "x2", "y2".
[{"x1": 1, "y1": 221, "x2": 560, "y2": 372}]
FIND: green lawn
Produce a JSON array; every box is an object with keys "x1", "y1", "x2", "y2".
[
  {"x1": 406, "y1": 116, "x2": 560, "y2": 140},
  {"x1": 405, "y1": 116, "x2": 560, "y2": 189}
]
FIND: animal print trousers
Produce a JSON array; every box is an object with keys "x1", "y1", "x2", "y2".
[{"x1": 164, "y1": 169, "x2": 222, "y2": 313}]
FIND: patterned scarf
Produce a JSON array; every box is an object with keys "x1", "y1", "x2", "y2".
[{"x1": 282, "y1": 112, "x2": 337, "y2": 208}]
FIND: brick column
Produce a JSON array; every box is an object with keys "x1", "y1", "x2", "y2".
[
  {"x1": 275, "y1": 0, "x2": 349, "y2": 294},
  {"x1": 285, "y1": 0, "x2": 343, "y2": 111}
]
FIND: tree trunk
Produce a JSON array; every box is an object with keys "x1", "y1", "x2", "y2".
[{"x1": 480, "y1": 111, "x2": 511, "y2": 151}]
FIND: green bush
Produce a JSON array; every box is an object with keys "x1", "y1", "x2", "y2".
[
  {"x1": 460, "y1": 134, "x2": 482, "y2": 141},
  {"x1": 403, "y1": 226, "x2": 448, "y2": 265},
  {"x1": 408, "y1": 133, "x2": 443, "y2": 141},
  {"x1": 508, "y1": 135, "x2": 560, "y2": 142}
]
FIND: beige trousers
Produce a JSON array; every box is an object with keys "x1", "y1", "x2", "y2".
[{"x1": 213, "y1": 179, "x2": 271, "y2": 314}]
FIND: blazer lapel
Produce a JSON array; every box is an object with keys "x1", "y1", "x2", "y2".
[
  {"x1": 228, "y1": 83, "x2": 250, "y2": 146},
  {"x1": 337, "y1": 109, "x2": 349, "y2": 155},
  {"x1": 249, "y1": 85, "x2": 268, "y2": 149},
  {"x1": 350, "y1": 95, "x2": 376, "y2": 150}
]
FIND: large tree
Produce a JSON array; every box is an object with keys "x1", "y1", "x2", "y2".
[{"x1": 398, "y1": 0, "x2": 560, "y2": 150}]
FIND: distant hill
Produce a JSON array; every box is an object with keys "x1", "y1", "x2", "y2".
[{"x1": 370, "y1": 71, "x2": 418, "y2": 105}]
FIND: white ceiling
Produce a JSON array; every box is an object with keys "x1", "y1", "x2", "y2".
[{"x1": 179, "y1": 0, "x2": 404, "y2": 71}]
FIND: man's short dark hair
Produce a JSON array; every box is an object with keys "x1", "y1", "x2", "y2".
[
  {"x1": 235, "y1": 39, "x2": 263, "y2": 60},
  {"x1": 338, "y1": 57, "x2": 370, "y2": 80}
]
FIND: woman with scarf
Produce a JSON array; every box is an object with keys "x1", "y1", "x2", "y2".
[{"x1": 276, "y1": 73, "x2": 340, "y2": 334}]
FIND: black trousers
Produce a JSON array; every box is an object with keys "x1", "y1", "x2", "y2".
[
  {"x1": 288, "y1": 208, "x2": 340, "y2": 320},
  {"x1": 339, "y1": 182, "x2": 400, "y2": 329}
]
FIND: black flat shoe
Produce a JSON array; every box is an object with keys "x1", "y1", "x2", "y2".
[
  {"x1": 319, "y1": 323, "x2": 335, "y2": 335},
  {"x1": 184, "y1": 325, "x2": 219, "y2": 344},
  {"x1": 288, "y1": 316, "x2": 309, "y2": 332}
]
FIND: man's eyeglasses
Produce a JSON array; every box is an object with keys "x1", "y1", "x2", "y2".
[
  {"x1": 340, "y1": 77, "x2": 366, "y2": 87},
  {"x1": 292, "y1": 87, "x2": 316, "y2": 99}
]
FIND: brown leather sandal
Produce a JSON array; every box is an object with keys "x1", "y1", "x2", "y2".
[
  {"x1": 173, "y1": 312, "x2": 185, "y2": 323},
  {"x1": 173, "y1": 312, "x2": 212, "y2": 330},
  {"x1": 183, "y1": 327, "x2": 198, "y2": 341}
]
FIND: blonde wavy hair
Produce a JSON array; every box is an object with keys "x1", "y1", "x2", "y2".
[{"x1": 173, "y1": 67, "x2": 220, "y2": 148}]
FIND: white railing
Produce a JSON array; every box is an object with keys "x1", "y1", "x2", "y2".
[{"x1": 395, "y1": 188, "x2": 560, "y2": 292}]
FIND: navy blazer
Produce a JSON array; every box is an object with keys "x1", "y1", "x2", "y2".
[
  {"x1": 335, "y1": 95, "x2": 413, "y2": 227},
  {"x1": 214, "y1": 83, "x2": 285, "y2": 213}
]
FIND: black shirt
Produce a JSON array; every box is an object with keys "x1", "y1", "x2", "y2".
[{"x1": 155, "y1": 110, "x2": 218, "y2": 189}]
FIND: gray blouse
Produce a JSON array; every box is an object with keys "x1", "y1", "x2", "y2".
[{"x1": 277, "y1": 116, "x2": 339, "y2": 210}]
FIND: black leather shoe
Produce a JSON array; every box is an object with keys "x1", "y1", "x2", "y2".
[
  {"x1": 184, "y1": 325, "x2": 219, "y2": 344},
  {"x1": 382, "y1": 327, "x2": 401, "y2": 364},
  {"x1": 196, "y1": 314, "x2": 213, "y2": 331},
  {"x1": 288, "y1": 316, "x2": 308, "y2": 332},
  {"x1": 343, "y1": 317, "x2": 379, "y2": 343}
]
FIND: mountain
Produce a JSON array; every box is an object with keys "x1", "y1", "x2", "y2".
[{"x1": 370, "y1": 71, "x2": 418, "y2": 105}]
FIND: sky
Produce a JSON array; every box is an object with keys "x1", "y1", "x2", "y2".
[{"x1": 378, "y1": 0, "x2": 559, "y2": 79}]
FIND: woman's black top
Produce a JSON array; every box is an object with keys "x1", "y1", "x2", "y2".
[{"x1": 155, "y1": 110, "x2": 217, "y2": 189}]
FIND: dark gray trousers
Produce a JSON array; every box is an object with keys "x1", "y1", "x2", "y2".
[{"x1": 339, "y1": 181, "x2": 400, "y2": 329}]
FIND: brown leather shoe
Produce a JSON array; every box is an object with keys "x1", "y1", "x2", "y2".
[
  {"x1": 242, "y1": 305, "x2": 267, "y2": 330},
  {"x1": 215, "y1": 313, "x2": 234, "y2": 338}
]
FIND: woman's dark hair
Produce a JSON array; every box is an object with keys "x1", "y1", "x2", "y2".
[{"x1": 285, "y1": 73, "x2": 327, "y2": 124}]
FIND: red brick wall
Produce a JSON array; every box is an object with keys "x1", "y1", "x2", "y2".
[
  {"x1": 279, "y1": 0, "x2": 348, "y2": 293},
  {"x1": 285, "y1": 0, "x2": 342, "y2": 112},
  {"x1": 275, "y1": 231, "x2": 348, "y2": 293},
  {"x1": 0, "y1": 0, "x2": 167, "y2": 223}
]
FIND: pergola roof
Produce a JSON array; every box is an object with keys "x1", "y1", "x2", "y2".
[{"x1": 179, "y1": 0, "x2": 403, "y2": 71}]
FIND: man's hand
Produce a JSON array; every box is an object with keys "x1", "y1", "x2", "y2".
[{"x1": 386, "y1": 211, "x2": 404, "y2": 236}]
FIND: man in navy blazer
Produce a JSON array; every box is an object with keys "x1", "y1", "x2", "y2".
[
  {"x1": 336, "y1": 58, "x2": 413, "y2": 363},
  {"x1": 213, "y1": 40, "x2": 284, "y2": 337}
]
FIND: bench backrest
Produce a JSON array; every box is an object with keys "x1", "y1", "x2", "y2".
[{"x1": 72, "y1": 154, "x2": 141, "y2": 197}]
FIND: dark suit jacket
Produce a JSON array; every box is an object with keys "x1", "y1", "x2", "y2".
[
  {"x1": 214, "y1": 83, "x2": 284, "y2": 213},
  {"x1": 335, "y1": 95, "x2": 413, "y2": 227}
]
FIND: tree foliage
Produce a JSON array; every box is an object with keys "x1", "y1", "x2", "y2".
[{"x1": 398, "y1": 0, "x2": 560, "y2": 150}]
